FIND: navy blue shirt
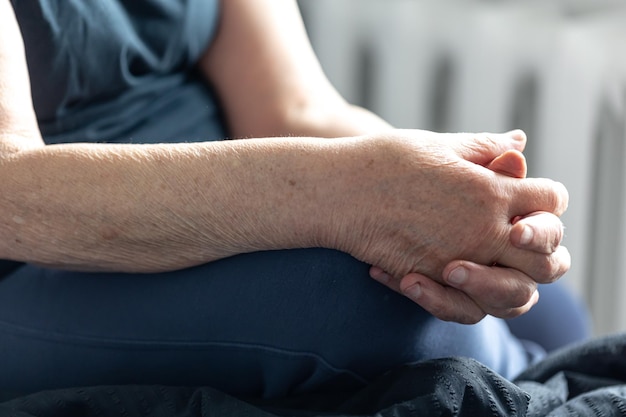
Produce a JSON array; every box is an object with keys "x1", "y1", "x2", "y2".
[{"x1": 11, "y1": 0, "x2": 227, "y2": 144}]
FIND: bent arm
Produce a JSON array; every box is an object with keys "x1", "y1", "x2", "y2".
[
  {"x1": 0, "y1": 0, "x2": 392, "y2": 274},
  {"x1": 198, "y1": 0, "x2": 391, "y2": 138},
  {"x1": 0, "y1": 1, "x2": 339, "y2": 272}
]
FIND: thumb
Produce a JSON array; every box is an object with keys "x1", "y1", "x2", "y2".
[{"x1": 487, "y1": 149, "x2": 527, "y2": 178}]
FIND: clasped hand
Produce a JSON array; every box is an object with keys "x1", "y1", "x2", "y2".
[{"x1": 326, "y1": 129, "x2": 569, "y2": 324}]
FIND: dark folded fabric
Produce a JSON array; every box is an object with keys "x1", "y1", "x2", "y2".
[
  {"x1": 514, "y1": 332, "x2": 626, "y2": 416},
  {"x1": 2, "y1": 333, "x2": 626, "y2": 417},
  {"x1": 0, "y1": 358, "x2": 529, "y2": 417}
]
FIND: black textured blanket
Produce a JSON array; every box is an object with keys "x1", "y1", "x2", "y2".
[{"x1": 2, "y1": 333, "x2": 626, "y2": 417}]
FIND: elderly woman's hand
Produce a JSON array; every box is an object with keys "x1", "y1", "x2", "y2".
[
  {"x1": 371, "y1": 211, "x2": 569, "y2": 323},
  {"x1": 364, "y1": 131, "x2": 569, "y2": 323}
]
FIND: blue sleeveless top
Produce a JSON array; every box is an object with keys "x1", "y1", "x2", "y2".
[{"x1": 11, "y1": 0, "x2": 227, "y2": 144}]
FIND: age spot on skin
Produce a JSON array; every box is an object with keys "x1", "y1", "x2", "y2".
[
  {"x1": 288, "y1": 179, "x2": 296, "y2": 186},
  {"x1": 100, "y1": 226, "x2": 120, "y2": 240}
]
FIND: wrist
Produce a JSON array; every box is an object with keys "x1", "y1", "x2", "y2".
[{"x1": 203, "y1": 137, "x2": 359, "y2": 254}]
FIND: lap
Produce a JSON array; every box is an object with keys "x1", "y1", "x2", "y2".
[{"x1": 0, "y1": 249, "x2": 531, "y2": 397}]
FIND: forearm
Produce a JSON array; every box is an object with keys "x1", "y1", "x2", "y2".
[
  {"x1": 199, "y1": 0, "x2": 392, "y2": 140},
  {"x1": 0, "y1": 137, "x2": 349, "y2": 272},
  {"x1": 277, "y1": 101, "x2": 393, "y2": 139}
]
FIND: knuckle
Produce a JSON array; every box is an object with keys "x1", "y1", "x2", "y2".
[
  {"x1": 534, "y1": 179, "x2": 569, "y2": 215},
  {"x1": 428, "y1": 303, "x2": 456, "y2": 322},
  {"x1": 473, "y1": 132, "x2": 496, "y2": 148},
  {"x1": 549, "y1": 181, "x2": 569, "y2": 215},
  {"x1": 533, "y1": 254, "x2": 565, "y2": 284},
  {"x1": 498, "y1": 307, "x2": 528, "y2": 320},
  {"x1": 556, "y1": 181, "x2": 570, "y2": 212},
  {"x1": 549, "y1": 223, "x2": 565, "y2": 252},
  {"x1": 509, "y1": 283, "x2": 537, "y2": 307},
  {"x1": 459, "y1": 312, "x2": 487, "y2": 325}
]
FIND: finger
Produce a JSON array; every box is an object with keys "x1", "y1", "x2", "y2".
[
  {"x1": 443, "y1": 261, "x2": 538, "y2": 311},
  {"x1": 453, "y1": 130, "x2": 527, "y2": 166},
  {"x1": 489, "y1": 288, "x2": 540, "y2": 320},
  {"x1": 506, "y1": 177, "x2": 569, "y2": 217},
  {"x1": 494, "y1": 245, "x2": 571, "y2": 284},
  {"x1": 487, "y1": 149, "x2": 527, "y2": 178},
  {"x1": 510, "y1": 212, "x2": 564, "y2": 254},
  {"x1": 369, "y1": 265, "x2": 401, "y2": 292},
  {"x1": 505, "y1": 129, "x2": 527, "y2": 144},
  {"x1": 399, "y1": 272, "x2": 487, "y2": 324}
]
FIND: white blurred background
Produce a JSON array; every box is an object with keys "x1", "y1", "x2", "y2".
[{"x1": 298, "y1": 0, "x2": 626, "y2": 336}]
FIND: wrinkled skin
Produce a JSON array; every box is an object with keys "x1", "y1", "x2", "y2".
[{"x1": 316, "y1": 130, "x2": 568, "y2": 324}]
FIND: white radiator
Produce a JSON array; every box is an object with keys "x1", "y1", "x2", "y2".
[{"x1": 299, "y1": 0, "x2": 626, "y2": 336}]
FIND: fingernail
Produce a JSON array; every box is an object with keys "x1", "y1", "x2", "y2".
[
  {"x1": 447, "y1": 267, "x2": 468, "y2": 286},
  {"x1": 404, "y1": 283, "x2": 422, "y2": 300},
  {"x1": 370, "y1": 269, "x2": 392, "y2": 284},
  {"x1": 506, "y1": 129, "x2": 526, "y2": 142},
  {"x1": 520, "y1": 225, "x2": 534, "y2": 245}
]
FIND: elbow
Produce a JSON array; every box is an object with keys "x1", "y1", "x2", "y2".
[{"x1": 0, "y1": 130, "x2": 44, "y2": 161}]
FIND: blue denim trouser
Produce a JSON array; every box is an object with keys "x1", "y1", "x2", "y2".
[{"x1": 0, "y1": 248, "x2": 585, "y2": 398}]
